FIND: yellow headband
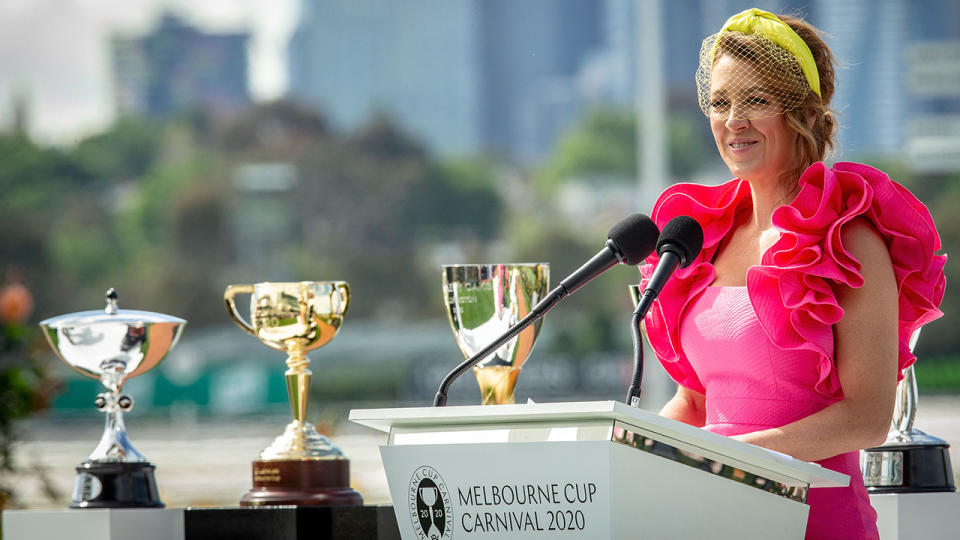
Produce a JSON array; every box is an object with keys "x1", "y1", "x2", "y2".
[{"x1": 714, "y1": 8, "x2": 821, "y2": 98}]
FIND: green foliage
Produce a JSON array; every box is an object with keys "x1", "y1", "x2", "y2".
[
  {"x1": 536, "y1": 107, "x2": 636, "y2": 193},
  {"x1": 534, "y1": 106, "x2": 710, "y2": 195},
  {"x1": 71, "y1": 117, "x2": 162, "y2": 181},
  {"x1": 0, "y1": 317, "x2": 61, "y2": 509},
  {"x1": 915, "y1": 357, "x2": 960, "y2": 391}
]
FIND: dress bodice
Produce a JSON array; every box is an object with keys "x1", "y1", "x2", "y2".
[
  {"x1": 679, "y1": 285, "x2": 879, "y2": 539},
  {"x1": 679, "y1": 286, "x2": 837, "y2": 435}
]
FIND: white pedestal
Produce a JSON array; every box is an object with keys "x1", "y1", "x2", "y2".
[
  {"x1": 2, "y1": 508, "x2": 184, "y2": 540},
  {"x1": 871, "y1": 492, "x2": 960, "y2": 540}
]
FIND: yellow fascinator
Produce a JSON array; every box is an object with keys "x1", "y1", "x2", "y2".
[
  {"x1": 696, "y1": 8, "x2": 820, "y2": 120},
  {"x1": 716, "y1": 8, "x2": 820, "y2": 97}
]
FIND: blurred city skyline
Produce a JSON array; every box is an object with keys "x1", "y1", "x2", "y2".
[
  {"x1": 0, "y1": 0, "x2": 297, "y2": 144},
  {"x1": 2, "y1": 0, "x2": 957, "y2": 169}
]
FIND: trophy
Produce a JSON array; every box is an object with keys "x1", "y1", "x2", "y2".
[
  {"x1": 861, "y1": 329, "x2": 956, "y2": 493},
  {"x1": 442, "y1": 264, "x2": 549, "y2": 405},
  {"x1": 224, "y1": 281, "x2": 362, "y2": 506},
  {"x1": 39, "y1": 289, "x2": 185, "y2": 508}
]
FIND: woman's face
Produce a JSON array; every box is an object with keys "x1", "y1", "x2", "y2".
[{"x1": 709, "y1": 55, "x2": 796, "y2": 183}]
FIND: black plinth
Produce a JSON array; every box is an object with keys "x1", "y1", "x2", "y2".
[
  {"x1": 184, "y1": 505, "x2": 400, "y2": 540},
  {"x1": 864, "y1": 443, "x2": 957, "y2": 494},
  {"x1": 71, "y1": 461, "x2": 164, "y2": 508}
]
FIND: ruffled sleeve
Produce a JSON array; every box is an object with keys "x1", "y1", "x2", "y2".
[
  {"x1": 640, "y1": 162, "x2": 946, "y2": 401},
  {"x1": 748, "y1": 162, "x2": 946, "y2": 398},
  {"x1": 639, "y1": 179, "x2": 752, "y2": 394}
]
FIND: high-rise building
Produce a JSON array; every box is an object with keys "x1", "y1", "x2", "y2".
[
  {"x1": 287, "y1": 0, "x2": 602, "y2": 162},
  {"x1": 111, "y1": 13, "x2": 251, "y2": 119},
  {"x1": 286, "y1": 0, "x2": 957, "y2": 164}
]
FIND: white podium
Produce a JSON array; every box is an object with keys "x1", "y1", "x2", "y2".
[{"x1": 350, "y1": 401, "x2": 848, "y2": 540}]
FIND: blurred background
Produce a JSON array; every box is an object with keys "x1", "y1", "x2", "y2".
[{"x1": 1, "y1": 0, "x2": 959, "y2": 513}]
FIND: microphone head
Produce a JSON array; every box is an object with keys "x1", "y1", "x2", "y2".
[
  {"x1": 657, "y1": 216, "x2": 704, "y2": 268},
  {"x1": 607, "y1": 213, "x2": 660, "y2": 265}
]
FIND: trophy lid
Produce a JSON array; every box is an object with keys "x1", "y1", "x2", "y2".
[
  {"x1": 39, "y1": 289, "x2": 186, "y2": 383},
  {"x1": 40, "y1": 288, "x2": 185, "y2": 328}
]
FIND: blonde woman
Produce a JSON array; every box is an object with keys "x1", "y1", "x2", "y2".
[{"x1": 640, "y1": 9, "x2": 946, "y2": 539}]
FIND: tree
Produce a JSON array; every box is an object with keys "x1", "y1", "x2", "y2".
[{"x1": 534, "y1": 106, "x2": 712, "y2": 196}]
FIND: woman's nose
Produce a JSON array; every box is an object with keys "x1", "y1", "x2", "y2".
[{"x1": 725, "y1": 108, "x2": 749, "y2": 130}]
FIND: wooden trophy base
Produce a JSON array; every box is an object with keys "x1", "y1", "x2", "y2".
[{"x1": 240, "y1": 459, "x2": 363, "y2": 507}]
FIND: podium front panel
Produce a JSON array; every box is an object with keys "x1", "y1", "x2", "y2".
[
  {"x1": 382, "y1": 441, "x2": 613, "y2": 539},
  {"x1": 381, "y1": 440, "x2": 809, "y2": 540}
]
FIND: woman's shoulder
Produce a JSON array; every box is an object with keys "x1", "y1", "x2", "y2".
[{"x1": 753, "y1": 160, "x2": 946, "y2": 397}]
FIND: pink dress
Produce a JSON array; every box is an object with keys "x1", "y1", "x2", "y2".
[{"x1": 640, "y1": 162, "x2": 946, "y2": 539}]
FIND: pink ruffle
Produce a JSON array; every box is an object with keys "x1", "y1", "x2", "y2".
[{"x1": 640, "y1": 162, "x2": 946, "y2": 399}]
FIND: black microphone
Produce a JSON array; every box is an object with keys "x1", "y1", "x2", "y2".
[
  {"x1": 626, "y1": 215, "x2": 704, "y2": 407},
  {"x1": 434, "y1": 213, "x2": 659, "y2": 407}
]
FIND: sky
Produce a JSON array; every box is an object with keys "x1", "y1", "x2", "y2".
[{"x1": 0, "y1": 0, "x2": 298, "y2": 145}]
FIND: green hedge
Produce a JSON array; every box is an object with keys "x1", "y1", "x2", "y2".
[{"x1": 915, "y1": 358, "x2": 960, "y2": 391}]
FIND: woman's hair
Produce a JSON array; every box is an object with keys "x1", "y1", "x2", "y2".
[
  {"x1": 777, "y1": 15, "x2": 839, "y2": 171},
  {"x1": 709, "y1": 14, "x2": 839, "y2": 182}
]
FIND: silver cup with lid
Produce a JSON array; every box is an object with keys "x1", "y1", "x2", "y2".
[{"x1": 40, "y1": 289, "x2": 185, "y2": 508}]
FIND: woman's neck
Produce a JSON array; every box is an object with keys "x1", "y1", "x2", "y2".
[{"x1": 746, "y1": 175, "x2": 798, "y2": 229}]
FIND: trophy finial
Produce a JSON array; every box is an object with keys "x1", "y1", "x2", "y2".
[{"x1": 105, "y1": 288, "x2": 119, "y2": 315}]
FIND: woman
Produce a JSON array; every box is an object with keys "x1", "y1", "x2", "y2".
[{"x1": 639, "y1": 9, "x2": 946, "y2": 539}]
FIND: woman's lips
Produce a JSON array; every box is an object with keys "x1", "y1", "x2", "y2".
[{"x1": 729, "y1": 140, "x2": 757, "y2": 153}]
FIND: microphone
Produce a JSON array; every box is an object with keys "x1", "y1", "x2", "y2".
[
  {"x1": 434, "y1": 213, "x2": 659, "y2": 407},
  {"x1": 626, "y1": 215, "x2": 704, "y2": 407}
]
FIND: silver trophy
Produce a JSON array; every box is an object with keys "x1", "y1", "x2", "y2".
[
  {"x1": 39, "y1": 289, "x2": 186, "y2": 508},
  {"x1": 861, "y1": 329, "x2": 956, "y2": 493},
  {"x1": 442, "y1": 263, "x2": 549, "y2": 404}
]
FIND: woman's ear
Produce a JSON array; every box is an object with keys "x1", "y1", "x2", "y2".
[{"x1": 806, "y1": 110, "x2": 817, "y2": 129}]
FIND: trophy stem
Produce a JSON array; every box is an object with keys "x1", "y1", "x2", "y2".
[
  {"x1": 892, "y1": 365, "x2": 918, "y2": 437},
  {"x1": 285, "y1": 342, "x2": 311, "y2": 424},
  {"x1": 473, "y1": 365, "x2": 522, "y2": 405},
  {"x1": 88, "y1": 386, "x2": 144, "y2": 462}
]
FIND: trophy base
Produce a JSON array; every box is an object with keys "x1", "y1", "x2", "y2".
[
  {"x1": 863, "y1": 442, "x2": 956, "y2": 494},
  {"x1": 70, "y1": 461, "x2": 164, "y2": 509},
  {"x1": 240, "y1": 459, "x2": 363, "y2": 507}
]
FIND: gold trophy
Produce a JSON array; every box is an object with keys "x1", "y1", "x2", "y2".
[
  {"x1": 442, "y1": 264, "x2": 549, "y2": 405},
  {"x1": 224, "y1": 281, "x2": 361, "y2": 506}
]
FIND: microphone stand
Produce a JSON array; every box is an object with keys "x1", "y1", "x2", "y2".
[{"x1": 625, "y1": 306, "x2": 645, "y2": 407}]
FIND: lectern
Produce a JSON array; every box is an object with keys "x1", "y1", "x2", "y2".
[{"x1": 350, "y1": 401, "x2": 848, "y2": 540}]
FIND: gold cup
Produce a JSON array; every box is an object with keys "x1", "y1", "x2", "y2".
[{"x1": 224, "y1": 281, "x2": 361, "y2": 506}]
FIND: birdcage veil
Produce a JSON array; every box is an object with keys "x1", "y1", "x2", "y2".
[{"x1": 696, "y1": 30, "x2": 811, "y2": 121}]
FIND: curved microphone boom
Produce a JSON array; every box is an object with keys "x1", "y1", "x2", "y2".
[
  {"x1": 626, "y1": 215, "x2": 704, "y2": 407},
  {"x1": 434, "y1": 213, "x2": 659, "y2": 407}
]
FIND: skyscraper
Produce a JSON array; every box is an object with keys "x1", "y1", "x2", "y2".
[
  {"x1": 287, "y1": 0, "x2": 601, "y2": 162},
  {"x1": 111, "y1": 13, "x2": 251, "y2": 119}
]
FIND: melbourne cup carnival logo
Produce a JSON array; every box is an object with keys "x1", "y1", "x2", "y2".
[{"x1": 409, "y1": 465, "x2": 454, "y2": 539}]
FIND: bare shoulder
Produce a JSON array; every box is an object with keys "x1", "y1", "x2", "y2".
[
  {"x1": 837, "y1": 217, "x2": 896, "y2": 300},
  {"x1": 841, "y1": 217, "x2": 891, "y2": 268}
]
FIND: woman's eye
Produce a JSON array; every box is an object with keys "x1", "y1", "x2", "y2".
[
  {"x1": 746, "y1": 96, "x2": 769, "y2": 105},
  {"x1": 711, "y1": 99, "x2": 730, "y2": 110}
]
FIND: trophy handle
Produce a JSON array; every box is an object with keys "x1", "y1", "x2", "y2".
[
  {"x1": 336, "y1": 282, "x2": 351, "y2": 316},
  {"x1": 224, "y1": 284, "x2": 257, "y2": 337}
]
